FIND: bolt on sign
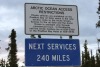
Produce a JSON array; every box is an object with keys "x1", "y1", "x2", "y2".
[{"x1": 25, "y1": 3, "x2": 79, "y2": 35}]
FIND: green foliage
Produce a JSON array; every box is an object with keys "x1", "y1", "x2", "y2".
[
  {"x1": 7, "y1": 29, "x2": 18, "y2": 67},
  {"x1": 0, "y1": 59, "x2": 5, "y2": 67},
  {"x1": 81, "y1": 40, "x2": 100, "y2": 67},
  {"x1": 0, "y1": 59, "x2": 9, "y2": 67},
  {"x1": 90, "y1": 50, "x2": 95, "y2": 67},
  {"x1": 82, "y1": 51, "x2": 85, "y2": 67},
  {"x1": 95, "y1": 52, "x2": 100, "y2": 67},
  {"x1": 82, "y1": 40, "x2": 91, "y2": 67}
]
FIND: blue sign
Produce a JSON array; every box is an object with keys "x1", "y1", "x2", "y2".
[{"x1": 25, "y1": 39, "x2": 80, "y2": 66}]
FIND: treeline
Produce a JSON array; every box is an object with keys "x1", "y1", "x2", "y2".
[
  {"x1": 0, "y1": 29, "x2": 100, "y2": 67},
  {"x1": 81, "y1": 40, "x2": 100, "y2": 67},
  {"x1": 0, "y1": 29, "x2": 18, "y2": 67}
]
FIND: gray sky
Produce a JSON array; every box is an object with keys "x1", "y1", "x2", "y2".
[{"x1": 0, "y1": 0, "x2": 99, "y2": 66}]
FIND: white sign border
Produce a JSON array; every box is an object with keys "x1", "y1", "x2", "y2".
[{"x1": 24, "y1": 3, "x2": 79, "y2": 36}]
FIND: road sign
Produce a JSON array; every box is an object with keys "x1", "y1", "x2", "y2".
[
  {"x1": 25, "y1": 39, "x2": 80, "y2": 66},
  {"x1": 25, "y1": 3, "x2": 79, "y2": 35}
]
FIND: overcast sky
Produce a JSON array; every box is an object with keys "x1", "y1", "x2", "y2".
[{"x1": 0, "y1": 0, "x2": 99, "y2": 66}]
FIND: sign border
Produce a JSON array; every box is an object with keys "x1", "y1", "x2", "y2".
[
  {"x1": 25, "y1": 38, "x2": 81, "y2": 66},
  {"x1": 24, "y1": 3, "x2": 79, "y2": 36}
]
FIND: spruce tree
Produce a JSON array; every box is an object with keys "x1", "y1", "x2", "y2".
[
  {"x1": 7, "y1": 29, "x2": 18, "y2": 67},
  {"x1": 81, "y1": 51, "x2": 85, "y2": 67},
  {"x1": 95, "y1": 51, "x2": 100, "y2": 67},
  {"x1": 91, "y1": 56, "x2": 95, "y2": 67},
  {"x1": 90, "y1": 50, "x2": 95, "y2": 67},
  {"x1": 82, "y1": 40, "x2": 91, "y2": 67},
  {"x1": 0, "y1": 59, "x2": 5, "y2": 67}
]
